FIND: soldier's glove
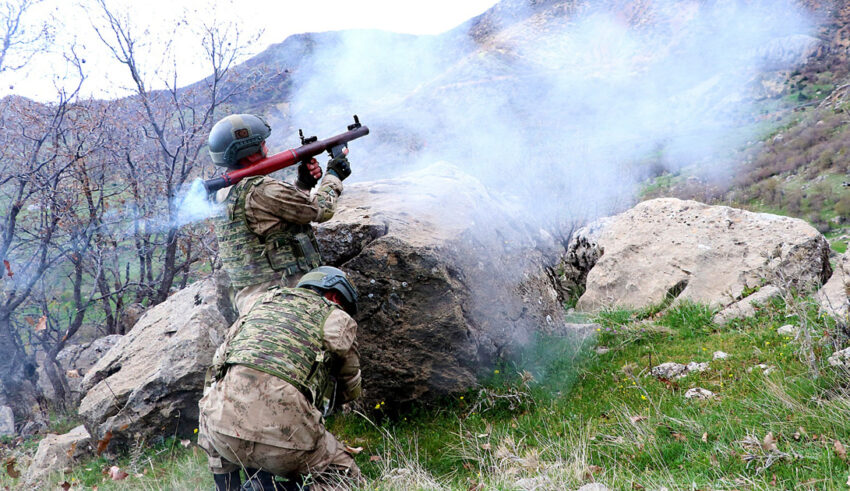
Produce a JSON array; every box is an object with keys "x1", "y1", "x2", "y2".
[
  {"x1": 296, "y1": 160, "x2": 320, "y2": 190},
  {"x1": 326, "y1": 155, "x2": 352, "y2": 181}
]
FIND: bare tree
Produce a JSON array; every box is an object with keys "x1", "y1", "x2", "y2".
[
  {"x1": 90, "y1": 0, "x2": 260, "y2": 305},
  {"x1": 0, "y1": 0, "x2": 49, "y2": 74}
]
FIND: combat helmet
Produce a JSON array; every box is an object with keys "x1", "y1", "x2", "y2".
[
  {"x1": 208, "y1": 114, "x2": 271, "y2": 168},
  {"x1": 297, "y1": 266, "x2": 359, "y2": 315}
]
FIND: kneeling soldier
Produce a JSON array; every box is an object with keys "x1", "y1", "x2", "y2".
[{"x1": 199, "y1": 266, "x2": 362, "y2": 491}]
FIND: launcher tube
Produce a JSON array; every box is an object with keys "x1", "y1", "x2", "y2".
[{"x1": 203, "y1": 125, "x2": 370, "y2": 195}]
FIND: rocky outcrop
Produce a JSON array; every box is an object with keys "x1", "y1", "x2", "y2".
[
  {"x1": 713, "y1": 285, "x2": 781, "y2": 324},
  {"x1": 567, "y1": 199, "x2": 831, "y2": 312},
  {"x1": 23, "y1": 425, "x2": 91, "y2": 484},
  {"x1": 817, "y1": 252, "x2": 850, "y2": 321},
  {"x1": 316, "y1": 163, "x2": 569, "y2": 408},
  {"x1": 0, "y1": 405, "x2": 13, "y2": 436},
  {"x1": 77, "y1": 273, "x2": 237, "y2": 449},
  {"x1": 37, "y1": 335, "x2": 124, "y2": 405}
]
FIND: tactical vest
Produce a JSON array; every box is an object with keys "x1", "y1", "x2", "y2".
[
  {"x1": 222, "y1": 287, "x2": 336, "y2": 408},
  {"x1": 213, "y1": 177, "x2": 322, "y2": 291}
]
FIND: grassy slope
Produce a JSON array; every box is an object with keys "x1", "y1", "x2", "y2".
[{"x1": 7, "y1": 297, "x2": 850, "y2": 490}]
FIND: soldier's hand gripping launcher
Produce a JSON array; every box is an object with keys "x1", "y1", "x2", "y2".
[{"x1": 202, "y1": 115, "x2": 369, "y2": 196}]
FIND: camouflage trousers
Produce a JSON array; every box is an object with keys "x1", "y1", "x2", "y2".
[
  {"x1": 198, "y1": 417, "x2": 361, "y2": 491},
  {"x1": 197, "y1": 365, "x2": 361, "y2": 490}
]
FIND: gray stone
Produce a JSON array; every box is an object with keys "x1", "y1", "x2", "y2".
[
  {"x1": 684, "y1": 388, "x2": 715, "y2": 400},
  {"x1": 713, "y1": 351, "x2": 729, "y2": 360},
  {"x1": 78, "y1": 273, "x2": 236, "y2": 450},
  {"x1": 0, "y1": 405, "x2": 14, "y2": 436},
  {"x1": 748, "y1": 364, "x2": 777, "y2": 376},
  {"x1": 817, "y1": 252, "x2": 850, "y2": 321},
  {"x1": 568, "y1": 199, "x2": 830, "y2": 312},
  {"x1": 37, "y1": 334, "x2": 124, "y2": 405},
  {"x1": 651, "y1": 361, "x2": 709, "y2": 380},
  {"x1": 777, "y1": 324, "x2": 799, "y2": 337},
  {"x1": 23, "y1": 425, "x2": 91, "y2": 484},
  {"x1": 828, "y1": 347, "x2": 850, "y2": 368},
  {"x1": 713, "y1": 285, "x2": 782, "y2": 324},
  {"x1": 315, "y1": 164, "x2": 569, "y2": 408},
  {"x1": 577, "y1": 484, "x2": 613, "y2": 491}
]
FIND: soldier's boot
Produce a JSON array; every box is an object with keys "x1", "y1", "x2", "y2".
[
  {"x1": 241, "y1": 469, "x2": 279, "y2": 491},
  {"x1": 213, "y1": 470, "x2": 242, "y2": 491}
]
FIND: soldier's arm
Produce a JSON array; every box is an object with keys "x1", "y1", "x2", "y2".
[
  {"x1": 323, "y1": 309, "x2": 361, "y2": 402},
  {"x1": 244, "y1": 176, "x2": 343, "y2": 236}
]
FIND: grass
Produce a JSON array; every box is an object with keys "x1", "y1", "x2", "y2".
[{"x1": 6, "y1": 299, "x2": 850, "y2": 489}]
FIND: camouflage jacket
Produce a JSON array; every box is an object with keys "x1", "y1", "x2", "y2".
[
  {"x1": 203, "y1": 287, "x2": 360, "y2": 448},
  {"x1": 213, "y1": 174, "x2": 343, "y2": 313}
]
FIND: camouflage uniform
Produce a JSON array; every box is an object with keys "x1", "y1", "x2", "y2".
[
  {"x1": 213, "y1": 174, "x2": 343, "y2": 314},
  {"x1": 199, "y1": 287, "x2": 362, "y2": 490}
]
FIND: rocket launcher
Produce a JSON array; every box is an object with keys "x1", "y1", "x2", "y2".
[{"x1": 203, "y1": 115, "x2": 369, "y2": 195}]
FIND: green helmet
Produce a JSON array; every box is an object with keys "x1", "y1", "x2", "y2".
[
  {"x1": 208, "y1": 114, "x2": 271, "y2": 168},
  {"x1": 297, "y1": 266, "x2": 359, "y2": 315}
]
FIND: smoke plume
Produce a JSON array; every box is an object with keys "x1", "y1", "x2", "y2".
[{"x1": 269, "y1": 0, "x2": 814, "y2": 230}]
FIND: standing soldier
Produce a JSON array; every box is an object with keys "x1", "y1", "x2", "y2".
[
  {"x1": 207, "y1": 114, "x2": 353, "y2": 313},
  {"x1": 199, "y1": 266, "x2": 362, "y2": 491}
]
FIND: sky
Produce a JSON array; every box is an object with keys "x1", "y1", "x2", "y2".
[{"x1": 0, "y1": 0, "x2": 498, "y2": 101}]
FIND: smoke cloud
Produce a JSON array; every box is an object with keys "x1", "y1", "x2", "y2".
[{"x1": 270, "y1": 0, "x2": 815, "y2": 230}]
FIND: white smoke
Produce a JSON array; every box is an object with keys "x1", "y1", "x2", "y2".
[{"x1": 274, "y1": 0, "x2": 814, "y2": 230}]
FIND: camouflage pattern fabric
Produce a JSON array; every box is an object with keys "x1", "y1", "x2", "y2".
[
  {"x1": 212, "y1": 174, "x2": 342, "y2": 293},
  {"x1": 222, "y1": 287, "x2": 335, "y2": 407}
]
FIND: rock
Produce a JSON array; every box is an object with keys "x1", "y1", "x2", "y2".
[
  {"x1": 686, "y1": 362, "x2": 710, "y2": 374},
  {"x1": 23, "y1": 425, "x2": 91, "y2": 484},
  {"x1": 37, "y1": 335, "x2": 124, "y2": 405},
  {"x1": 569, "y1": 199, "x2": 830, "y2": 311},
  {"x1": 595, "y1": 346, "x2": 610, "y2": 355},
  {"x1": 651, "y1": 362, "x2": 688, "y2": 380},
  {"x1": 78, "y1": 273, "x2": 237, "y2": 450},
  {"x1": 576, "y1": 484, "x2": 612, "y2": 491},
  {"x1": 684, "y1": 388, "x2": 715, "y2": 400},
  {"x1": 712, "y1": 285, "x2": 782, "y2": 324},
  {"x1": 315, "y1": 164, "x2": 569, "y2": 407},
  {"x1": 777, "y1": 324, "x2": 799, "y2": 337},
  {"x1": 651, "y1": 361, "x2": 709, "y2": 380},
  {"x1": 0, "y1": 405, "x2": 13, "y2": 436},
  {"x1": 817, "y1": 252, "x2": 850, "y2": 321},
  {"x1": 749, "y1": 364, "x2": 777, "y2": 375},
  {"x1": 828, "y1": 347, "x2": 850, "y2": 367},
  {"x1": 713, "y1": 351, "x2": 729, "y2": 360}
]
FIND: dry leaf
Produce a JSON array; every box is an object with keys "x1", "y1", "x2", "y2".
[
  {"x1": 369, "y1": 455, "x2": 382, "y2": 462},
  {"x1": 96, "y1": 430, "x2": 113, "y2": 456},
  {"x1": 108, "y1": 466, "x2": 128, "y2": 481},
  {"x1": 4, "y1": 457, "x2": 20, "y2": 478},
  {"x1": 180, "y1": 439, "x2": 191, "y2": 448},
  {"x1": 344, "y1": 446, "x2": 363, "y2": 455},
  {"x1": 66, "y1": 369, "x2": 81, "y2": 379},
  {"x1": 835, "y1": 440, "x2": 847, "y2": 461},
  {"x1": 633, "y1": 483, "x2": 645, "y2": 490},
  {"x1": 630, "y1": 415, "x2": 648, "y2": 423},
  {"x1": 584, "y1": 464, "x2": 603, "y2": 478},
  {"x1": 34, "y1": 315, "x2": 47, "y2": 332},
  {"x1": 3, "y1": 260, "x2": 13, "y2": 278},
  {"x1": 60, "y1": 482, "x2": 71, "y2": 491},
  {"x1": 762, "y1": 432, "x2": 778, "y2": 452},
  {"x1": 672, "y1": 432, "x2": 687, "y2": 442},
  {"x1": 480, "y1": 443, "x2": 492, "y2": 451},
  {"x1": 702, "y1": 432, "x2": 709, "y2": 442},
  {"x1": 24, "y1": 317, "x2": 35, "y2": 326},
  {"x1": 66, "y1": 442, "x2": 77, "y2": 458}
]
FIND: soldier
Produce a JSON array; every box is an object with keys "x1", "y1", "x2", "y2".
[
  {"x1": 199, "y1": 266, "x2": 362, "y2": 491},
  {"x1": 208, "y1": 114, "x2": 352, "y2": 314}
]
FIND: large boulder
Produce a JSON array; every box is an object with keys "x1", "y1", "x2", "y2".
[
  {"x1": 37, "y1": 335, "x2": 124, "y2": 405},
  {"x1": 0, "y1": 405, "x2": 13, "y2": 436},
  {"x1": 817, "y1": 251, "x2": 850, "y2": 321},
  {"x1": 22, "y1": 425, "x2": 91, "y2": 484},
  {"x1": 568, "y1": 198, "x2": 831, "y2": 311},
  {"x1": 77, "y1": 273, "x2": 236, "y2": 449},
  {"x1": 316, "y1": 163, "x2": 568, "y2": 407}
]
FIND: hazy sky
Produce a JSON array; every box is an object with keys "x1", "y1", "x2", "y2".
[{"x1": 0, "y1": 0, "x2": 498, "y2": 101}]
